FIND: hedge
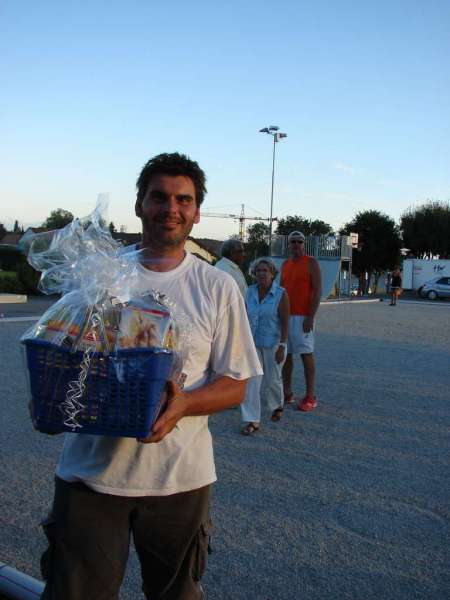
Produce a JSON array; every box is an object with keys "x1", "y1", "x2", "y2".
[
  {"x1": 16, "y1": 263, "x2": 40, "y2": 293},
  {"x1": 0, "y1": 245, "x2": 41, "y2": 293},
  {"x1": 0, "y1": 271, "x2": 26, "y2": 294},
  {"x1": 0, "y1": 246, "x2": 25, "y2": 270}
]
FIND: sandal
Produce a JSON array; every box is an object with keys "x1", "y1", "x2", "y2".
[
  {"x1": 284, "y1": 392, "x2": 294, "y2": 404},
  {"x1": 271, "y1": 408, "x2": 283, "y2": 422},
  {"x1": 241, "y1": 423, "x2": 260, "y2": 436}
]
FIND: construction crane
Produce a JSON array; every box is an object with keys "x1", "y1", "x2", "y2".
[{"x1": 201, "y1": 204, "x2": 277, "y2": 241}]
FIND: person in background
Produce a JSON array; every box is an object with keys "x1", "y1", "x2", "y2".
[
  {"x1": 280, "y1": 231, "x2": 322, "y2": 412},
  {"x1": 389, "y1": 267, "x2": 402, "y2": 306},
  {"x1": 215, "y1": 239, "x2": 247, "y2": 297},
  {"x1": 241, "y1": 257, "x2": 290, "y2": 435},
  {"x1": 385, "y1": 271, "x2": 391, "y2": 300}
]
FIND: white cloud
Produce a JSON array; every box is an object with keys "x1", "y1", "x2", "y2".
[{"x1": 333, "y1": 162, "x2": 355, "y2": 174}]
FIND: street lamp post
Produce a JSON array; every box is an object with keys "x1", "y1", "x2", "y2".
[{"x1": 259, "y1": 125, "x2": 287, "y2": 255}]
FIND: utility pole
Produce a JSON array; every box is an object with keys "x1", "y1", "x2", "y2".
[{"x1": 259, "y1": 126, "x2": 287, "y2": 255}]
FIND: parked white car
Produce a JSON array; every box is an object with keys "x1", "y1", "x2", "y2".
[{"x1": 419, "y1": 276, "x2": 450, "y2": 300}]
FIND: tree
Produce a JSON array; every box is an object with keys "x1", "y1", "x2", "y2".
[
  {"x1": 42, "y1": 209, "x2": 74, "y2": 229},
  {"x1": 13, "y1": 220, "x2": 21, "y2": 233},
  {"x1": 341, "y1": 210, "x2": 401, "y2": 294},
  {"x1": 245, "y1": 222, "x2": 269, "y2": 261},
  {"x1": 0, "y1": 223, "x2": 6, "y2": 239},
  {"x1": 276, "y1": 215, "x2": 333, "y2": 236},
  {"x1": 309, "y1": 219, "x2": 334, "y2": 235},
  {"x1": 109, "y1": 221, "x2": 117, "y2": 234},
  {"x1": 400, "y1": 200, "x2": 450, "y2": 259}
]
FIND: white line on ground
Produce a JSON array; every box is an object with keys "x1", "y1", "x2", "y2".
[
  {"x1": 321, "y1": 299, "x2": 380, "y2": 305},
  {"x1": 0, "y1": 316, "x2": 41, "y2": 323},
  {"x1": 322, "y1": 299, "x2": 450, "y2": 307}
]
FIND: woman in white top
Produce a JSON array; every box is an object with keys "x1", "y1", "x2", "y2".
[{"x1": 241, "y1": 257, "x2": 290, "y2": 435}]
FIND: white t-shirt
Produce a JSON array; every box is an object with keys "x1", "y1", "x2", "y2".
[
  {"x1": 215, "y1": 257, "x2": 248, "y2": 298},
  {"x1": 57, "y1": 253, "x2": 262, "y2": 496}
]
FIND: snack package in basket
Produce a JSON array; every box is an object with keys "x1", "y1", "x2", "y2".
[{"x1": 20, "y1": 201, "x2": 187, "y2": 438}]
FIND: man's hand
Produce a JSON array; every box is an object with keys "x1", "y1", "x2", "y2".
[
  {"x1": 303, "y1": 316, "x2": 314, "y2": 333},
  {"x1": 137, "y1": 376, "x2": 247, "y2": 444},
  {"x1": 137, "y1": 380, "x2": 186, "y2": 444},
  {"x1": 275, "y1": 345, "x2": 286, "y2": 364}
]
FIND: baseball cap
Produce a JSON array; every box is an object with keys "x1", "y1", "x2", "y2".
[{"x1": 288, "y1": 231, "x2": 306, "y2": 242}]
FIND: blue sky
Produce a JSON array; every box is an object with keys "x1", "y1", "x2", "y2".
[{"x1": 1, "y1": 0, "x2": 449, "y2": 239}]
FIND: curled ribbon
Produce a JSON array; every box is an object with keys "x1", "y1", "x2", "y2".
[{"x1": 61, "y1": 310, "x2": 102, "y2": 430}]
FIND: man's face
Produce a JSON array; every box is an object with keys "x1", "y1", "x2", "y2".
[
  {"x1": 289, "y1": 238, "x2": 305, "y2": 257},
  {"x1": 231, "y1": 245, "x2": 245, "y2": 267},
  {"x1": 136, "y1": 174, "x2": 200, "y2": 248}
]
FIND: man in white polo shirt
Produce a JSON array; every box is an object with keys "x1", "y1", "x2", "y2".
[
  {"x1": 215, "y1": 239, "x2": 248, "y2": 298},
  {"x1": 41, "y1": 153, "x2": 262, "y2": 600}
]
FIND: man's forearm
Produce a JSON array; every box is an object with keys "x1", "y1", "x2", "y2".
[
  {"x1": 140, "y1": 376, "x2": 249, "y2": 443},
  {"x1": 182, "y1": 376, "x2": 248, "y2": 417},
  {"x1": 279, "y1": 293, "x2": 290, "y2": 343},
  {"x1": 308, "y1": 290, "x2": 321, "y2": 319}
]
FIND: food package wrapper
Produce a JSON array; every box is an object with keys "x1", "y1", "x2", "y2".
[{"x1": 20, "y1": 201, "x2": 190, "y2": 438}]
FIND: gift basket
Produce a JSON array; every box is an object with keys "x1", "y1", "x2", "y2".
[{"x1": 21, "y1": 201, "x2": 185, "y2": 438}]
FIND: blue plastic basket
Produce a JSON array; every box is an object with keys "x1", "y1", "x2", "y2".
[{"x1": 22, "y1": 338, "x2": 174, "y2": 438}]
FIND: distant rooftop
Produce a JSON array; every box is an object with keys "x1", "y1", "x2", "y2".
[
  {"x1": 194, "y1": 238, "x2": 222, "y2": 257},
  {"x1": 0, "y1": 233, "x2": 22, "y2": 246},
  {"x1": 112, "y1": 232, "x2": 141, "y2": 246}
]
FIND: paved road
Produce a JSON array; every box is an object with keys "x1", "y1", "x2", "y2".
[{"x1": 0, "y1": 299, "x2": 449, "y2": 599}]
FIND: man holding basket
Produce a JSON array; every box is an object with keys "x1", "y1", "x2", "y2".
[{"x1": 40, "y1": 153, "x2": 261, "y2": 600}]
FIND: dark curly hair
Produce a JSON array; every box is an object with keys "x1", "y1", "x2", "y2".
[{"x1": 136, "y1": 152, "x2": 207, "y2": 208}]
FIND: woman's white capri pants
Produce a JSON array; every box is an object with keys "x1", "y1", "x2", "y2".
[{"x1": 241, "y1": 345, "x2": 285, "y2": 423}]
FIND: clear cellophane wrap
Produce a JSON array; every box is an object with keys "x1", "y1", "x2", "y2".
[{"x1": 21, "y1": 202, "x2": 190, "y2": 434}]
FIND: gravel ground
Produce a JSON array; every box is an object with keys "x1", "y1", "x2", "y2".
[{"x1": 0, "y1": 299, "x2": 449, "y2": 599}]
